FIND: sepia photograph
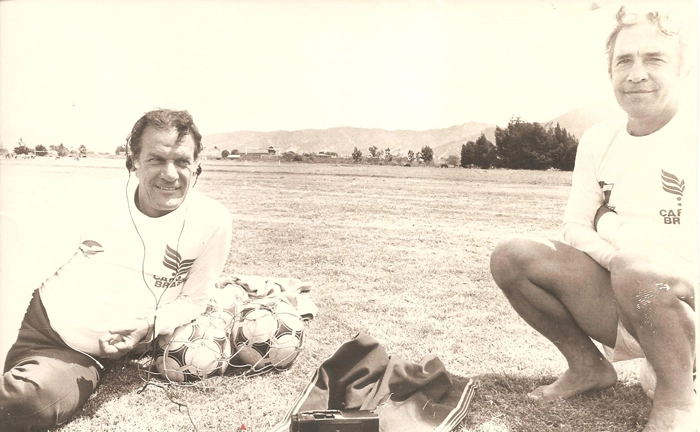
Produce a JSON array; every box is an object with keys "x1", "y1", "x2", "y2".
[{"x1": 0, "y1": 1, "x2": 698, "y2": 431}]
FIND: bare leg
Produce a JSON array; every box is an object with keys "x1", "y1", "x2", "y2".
[
  {"x1": 611, "y1": 248, "x2": 696, "y2": 432},
  {"x1": 490, "y1": 236, "x2": 619, "y2": 400}
]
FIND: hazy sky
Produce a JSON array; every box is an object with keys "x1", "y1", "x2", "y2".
[{"x1": 0, "y1": 0, "x2": 695, "y2": 153}]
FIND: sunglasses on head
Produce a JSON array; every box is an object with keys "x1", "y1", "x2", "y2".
[{"x1": 616, "y1": 8, "x2": 681, "y2": 36}]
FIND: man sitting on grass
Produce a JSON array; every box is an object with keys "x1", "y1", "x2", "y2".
[
  {"x1": 490, "y1": 6, "x2": 696, "y2": 432},
  {"x1": 0, "y1": 109, "x2": 232, "y2": 432}
]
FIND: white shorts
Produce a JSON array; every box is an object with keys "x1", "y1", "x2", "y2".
[{"x1": 601, "y1": 321, "x2": 645, "y2": 363}]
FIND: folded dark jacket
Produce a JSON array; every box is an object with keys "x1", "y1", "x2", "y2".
[{"x1": 271, "y1": 332, "x2": 478, "y2": 432}]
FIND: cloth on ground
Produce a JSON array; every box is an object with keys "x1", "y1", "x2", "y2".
[
  {"x1": 271, "y1": 332, "x2": 478, "y2": 432},
  {"x1": 215, "y1": 274, "x2": 317, "y2": 319}
]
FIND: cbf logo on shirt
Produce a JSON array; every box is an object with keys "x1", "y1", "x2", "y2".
[
  {"x1": 153, "y1": 245, "x2": 196, "y2": 288},
  {"x1": 660, "y1": 169, "x2": 685, "y2": 225}
]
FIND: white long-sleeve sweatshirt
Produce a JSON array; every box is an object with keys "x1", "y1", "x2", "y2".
[
  {"x1": 562, "y1": 109, "x2": 697, "y2": 270},
  {"x1": 39, "y1": 177, "x2": 233, "y2": 357}
]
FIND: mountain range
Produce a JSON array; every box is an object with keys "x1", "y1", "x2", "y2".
[{"x1": 202, "y1": 99, "x2": 624, "y2": 159}]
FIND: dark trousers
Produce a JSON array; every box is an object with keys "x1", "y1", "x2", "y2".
[{"x1": 0, "y1": 290, "x2": 104, "y2": 432}]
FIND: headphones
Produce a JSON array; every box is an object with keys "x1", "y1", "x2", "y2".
[{"x1": 125, "y1": 139, "x2": 202, "y2": 178}]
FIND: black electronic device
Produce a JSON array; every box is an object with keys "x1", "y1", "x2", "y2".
[{"x1": 289, "y1": 410, "x2": 379, "y2": 432}]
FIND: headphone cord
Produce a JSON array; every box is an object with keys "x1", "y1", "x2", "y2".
[
  {"x1": 127, "y1": 173, "x2": 197, "y2": 431},
  {"x1": 125, "y1": 174, "x2": 188, "y2": 376}
]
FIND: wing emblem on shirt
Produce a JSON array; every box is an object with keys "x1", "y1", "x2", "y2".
[
  {"x1": 162, "y1": 245, "x2": 196, "y2": 278},
  {"x1": 79, "y1": 240, "x2": 104, "y2": 256},
  {"x1": 661, "y1": 170, "x2": 685, "y2": 197}
]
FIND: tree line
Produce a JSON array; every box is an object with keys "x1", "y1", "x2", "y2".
[
  {"x1": 461, "y1": 118, "x2": 578, "y2": 171},
  {"x1": 11, "y1": 138, "x2": 87, "y2": 157},
  {"x1": 351, "y1": 145, "x2": 434, "y2": 165},
  {"x1": 92, "y1": 117, "x2": 577, "y2": 171}
]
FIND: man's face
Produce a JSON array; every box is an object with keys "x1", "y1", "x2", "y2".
[
  {"x1": 611, "y1": 22, "x2": 684, "y2": 122},
  {"x1": 134, "y1": 126, "x2": 197, "y2": 217}
]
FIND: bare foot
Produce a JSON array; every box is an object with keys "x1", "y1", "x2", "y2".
[
  {"x1": 643, "y1": 401, "x2": 697, "y2": 432},
  {"x1": 528, "y1": 360, "x2": 617, "y2": 401}
]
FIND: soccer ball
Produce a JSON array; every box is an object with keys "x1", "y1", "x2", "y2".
[
  {"x1": 154, "y1": 317, "x2": 232, "y2": 383},
  {"x1": 208, "y1": 283, "x2": 249, "y2": 315},
  {"x1": 230, "y1": 297, "x2": 305, "y2": 372},
  {"x1": 638, "y1": 358, "x2": 657, "y2": 399}
]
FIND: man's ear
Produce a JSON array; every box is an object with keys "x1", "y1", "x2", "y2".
[{"x1": 193, "y1": 156, "x2": 202, "y2": 175}]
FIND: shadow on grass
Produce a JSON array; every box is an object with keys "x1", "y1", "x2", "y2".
[{"x1": 461, "y1": 373, "x2": 651, "y2": 432}]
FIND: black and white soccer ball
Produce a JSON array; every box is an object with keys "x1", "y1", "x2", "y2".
[
  {"x1": 230, "y1": 297, "x2": 305, "y2": 372},
  {"x1": 154, "y1": 316, "x2": 232, "y2": 383}
]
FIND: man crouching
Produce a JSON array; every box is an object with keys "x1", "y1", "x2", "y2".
[{"x1": 490, "y1": 6, "x2": 696, "y2": 431}]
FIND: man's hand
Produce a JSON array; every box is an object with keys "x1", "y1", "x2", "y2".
[
  {"x1": 98, "y1": 318, "x2": 151, "y2": 360},
  {"x1": 593, "y1": 205, "x2": 615, "y2": 231}
]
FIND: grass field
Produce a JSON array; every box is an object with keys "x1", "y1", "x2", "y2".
[{"x1": 0, "y1": 158, "x2": 652, "y2": 432}]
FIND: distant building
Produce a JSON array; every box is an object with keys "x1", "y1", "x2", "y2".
[
  {"x1": 244, "y1": 147, "x2": 268, "y2": 155},
  {"x1": 200, "y1": 147, "x2": 222, "y2": 160}
]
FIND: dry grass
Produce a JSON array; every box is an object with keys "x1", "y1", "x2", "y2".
[{"x1": 0, "y1": 159, "x2": 652, "y2": 432}]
